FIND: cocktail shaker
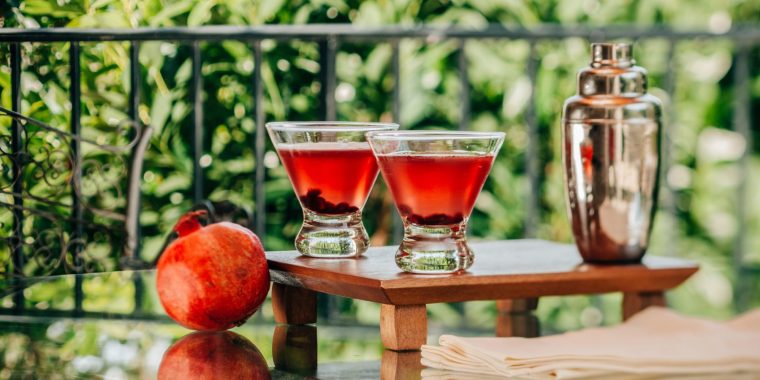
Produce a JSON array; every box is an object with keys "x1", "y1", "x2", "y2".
[{"x1": 562, "y1": 43, "x2": 662, "y2": 263}]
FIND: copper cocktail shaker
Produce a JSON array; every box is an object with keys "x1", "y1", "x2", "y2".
[{"x1": 562, "y1": 43, "x2": 662, "y2": 263}]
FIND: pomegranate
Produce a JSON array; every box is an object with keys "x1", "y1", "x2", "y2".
[
  {"x1": 156, "y1": 210, "x2": 270, "y2": 331},
  {"x1": 158, "y1": 331, "x2": 270, "y2": 380}
]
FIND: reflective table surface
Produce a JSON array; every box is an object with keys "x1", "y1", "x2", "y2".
[
  {"x1": 0, "y1": 269, "x2": 604, "y2": 379},
  {"x1": 1, "y1": 270, "x2": 391, "y2": 379}
]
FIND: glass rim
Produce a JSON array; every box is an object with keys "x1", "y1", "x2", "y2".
[
  {"x1": 266, "y1": 121, "x2": 399, "y2": 132},
  {"x1": 366, "y1": 130, "x2": 505, "y2": 141}
]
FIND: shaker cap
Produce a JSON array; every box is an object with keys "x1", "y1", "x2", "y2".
[
  {"x1": 576, "y1": 42, "x2": 647, "y2": 97},
  {"x1": 564, "y1": 42, "x2": 662, "y2": 122},
  {"x1": 591, "y1": 43, "x2": 634, "y2": 68}
]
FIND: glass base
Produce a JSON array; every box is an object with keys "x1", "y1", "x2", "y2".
[
  {"x1": 295, "y1": 209, "x2": 369, "y2": 258},
  {"x1": 395, "y1": 222, "x2": 473, "y2": 274}
]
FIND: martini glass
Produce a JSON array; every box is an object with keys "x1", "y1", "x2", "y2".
[
  {"x1": 267, "y1": 122, "x2": 399, "y2": 257},
  {"x1": 367, "y1": 131, "x2": 505, "y2": 273}
]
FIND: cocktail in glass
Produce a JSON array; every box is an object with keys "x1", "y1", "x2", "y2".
[
  {"x1": 367, "y1": 131, "x2": 504, "y2": 273},
  {"x1": 267, "y1": 122, "x2": 399, "y2": 257}
]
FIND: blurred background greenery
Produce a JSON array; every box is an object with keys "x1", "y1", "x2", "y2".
[{"x1": 1, "y1": 1, "x2": 760, "y2": 374}]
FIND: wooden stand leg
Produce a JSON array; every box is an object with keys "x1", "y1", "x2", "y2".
[
  {"x1": 381, "y1": 350, "x2": 422, "y2": 380},
  {"x1": 380, "y1": 304, "x2": 427, "y2": 351},
  {"x1": 272, "y1": 283, "x2": 317, "y2": 325},
  {"x1": 622, "y1": 291, "x2": 666, "y2": 320},
  {"x1": 496, "y1": 298, "x2": 539, "y2": 338}
]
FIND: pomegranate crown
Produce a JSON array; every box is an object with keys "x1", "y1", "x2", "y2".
[{"x1": 174, "y1": 210, "x2": 208, "y2": 237}]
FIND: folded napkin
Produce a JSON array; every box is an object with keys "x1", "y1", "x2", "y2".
[{"x1": 421, "y1": 307, "x2": 760, "y2": 379}]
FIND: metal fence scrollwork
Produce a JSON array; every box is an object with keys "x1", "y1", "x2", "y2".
[{"x1": 0, "y1": 106, "x2": 152, "y2": 278}]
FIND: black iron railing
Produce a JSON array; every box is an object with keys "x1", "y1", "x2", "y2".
[{"x1": 1, "y1": 24, "x2": 758, "y2": 318}]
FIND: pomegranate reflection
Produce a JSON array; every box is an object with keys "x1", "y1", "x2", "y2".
[{"x1": 158, "y1": 331, "x2": 270, "y2": 380}]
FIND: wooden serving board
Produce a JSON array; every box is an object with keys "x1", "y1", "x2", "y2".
[{"x1": 266, "y1": 239, "x2": 698, "y2": 351}]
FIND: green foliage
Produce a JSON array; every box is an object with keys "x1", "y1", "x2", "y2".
[{"x1": 1, "y1": 1, "x2": 759, "y2": 330}]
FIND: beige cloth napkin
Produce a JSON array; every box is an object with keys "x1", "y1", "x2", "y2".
[{"x1": 421, "y1": 307, "x2": 760, "y2": 379}]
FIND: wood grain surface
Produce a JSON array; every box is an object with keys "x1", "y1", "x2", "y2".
[{"x1": 267, "y1": 239, "x2": 698, "y2": 306}]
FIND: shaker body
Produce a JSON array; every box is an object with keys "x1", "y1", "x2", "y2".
[{"x1": 563, "y1": 111, "x2": 660, "y2": 262}]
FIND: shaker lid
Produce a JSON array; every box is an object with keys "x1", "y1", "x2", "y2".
[
  {"x1": 577, "y1": 42, "x2": 647, "y2": 97},
  {"x1": 591, "y1": 43, "x2": 634, "y2": 68}
]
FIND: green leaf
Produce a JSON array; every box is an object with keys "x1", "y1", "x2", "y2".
[
  {"x1": 354, "y1": 2, "x2": 384, "y2": 25},
  {"x1": 148, "y1": 0, "x2": 195, "y2": 27},
  {"x1": 149, "y1": 91, "x2": 171, "y2": 134},
  {"x1": 90, "y1": 0, "x2": 115, "y2": 10},
  {"x1": 21, "y1": 0, "x2": 85, "y2": 18},
  {"x1": 154, "y1": 173, "x2": 190, "y2": 197},
  {"x1": 174, "y1": 59, "x2": 192, "y2": 85},
  {"x1": 256, "y1": 0, "x2": 285, "y2": 23},
  {"x1": 365, "y1": 45, "x2": 392, "y2": 83},
  {"x1": 188, "y1": 0, "x2": 216, "y2": 26}
]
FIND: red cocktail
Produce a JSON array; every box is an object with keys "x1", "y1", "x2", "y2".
[
  {"x1": 376, "y1": 153, "x2": 494, "y2": 226},
  {"x1": 368, "y1": 131, "x2": 504, "y2": 273},
  {"x1": 267, "y1": 122, "x2": 399, "y2": 257},
  {"x1": 277, "y1": 143, "x2": 377, "y2": 215}
]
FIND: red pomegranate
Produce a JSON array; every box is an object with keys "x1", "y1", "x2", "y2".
[
  {"x1": 158, "y1": 331, "x2": 270, "y2": 380},
  {"x1": 156, "y1": 210, "x2": 270, "y2": 331}
]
